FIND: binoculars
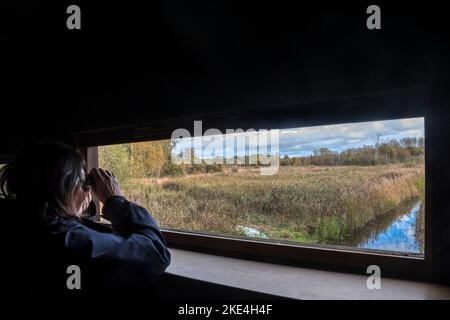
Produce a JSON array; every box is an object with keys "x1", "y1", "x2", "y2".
[
  {"x1": 82, "y1": 174, "x2": 97, "y2": 219},
  {"x1": 84, "y1": 173, "x2": 96, "y2": 189}
]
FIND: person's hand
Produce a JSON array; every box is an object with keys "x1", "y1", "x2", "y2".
[
  {"x1": 89, "y1": 168, "x2": 122, "y2": 204},
  {"x1": 75, "y1": 188, "x2": 92, "y2": 217}
]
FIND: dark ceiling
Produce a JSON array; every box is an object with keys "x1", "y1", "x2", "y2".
[{"x1": 0, "y1": 1, "x2": 448, "y2": 154}]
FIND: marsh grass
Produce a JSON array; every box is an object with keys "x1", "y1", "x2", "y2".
[{"x1": 121, "y1": 164, "x2": 424, "y2": 244}]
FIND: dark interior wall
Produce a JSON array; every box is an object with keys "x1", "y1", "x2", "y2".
[
  {"x1": 1, "y1": 1, "x2": 449, "y2": 285},
  {"x1": 150, "y1": 273, "x2": 286, "y2": 300},
  {"x1": 1, "y1": 1, "x2": 448, "y2": 153}
]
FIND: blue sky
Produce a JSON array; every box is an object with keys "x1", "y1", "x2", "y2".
[{"x1": 173, "y1": 117, "x2": 425, "y2": 158}]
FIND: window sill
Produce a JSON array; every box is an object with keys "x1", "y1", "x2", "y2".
[{"x1": 166, "y1": 248, "x2": 450, "y2": 300}]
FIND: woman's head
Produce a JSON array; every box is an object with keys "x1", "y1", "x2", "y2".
[{"x1": 0, "y1": 142, "x2": 92, "y2": 222}]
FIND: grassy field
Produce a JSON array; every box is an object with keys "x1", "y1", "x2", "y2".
[{"x1": 120, "y1": 164, "x2": 424, "y2": 245}]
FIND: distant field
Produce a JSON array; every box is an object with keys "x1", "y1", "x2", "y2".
[{"x1": 121, "y1": 164, "x2": 424, "y2": 245}]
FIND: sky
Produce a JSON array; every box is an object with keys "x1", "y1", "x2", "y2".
[{"x1": 173, "y1": 117, "x2": 425, "y2": 158}]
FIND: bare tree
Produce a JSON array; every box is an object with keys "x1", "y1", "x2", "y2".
[{"x1": 373, "y1": 133, "x2": 382, "y2": 164}]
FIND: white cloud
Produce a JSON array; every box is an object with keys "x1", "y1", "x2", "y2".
[{"x1": 173, "y1": 117, "x2": 425, "y2": 158}]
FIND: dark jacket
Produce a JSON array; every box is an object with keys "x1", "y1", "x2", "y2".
[{"x1": 4, "y1": 196, "x2": 171, "y2": 299}]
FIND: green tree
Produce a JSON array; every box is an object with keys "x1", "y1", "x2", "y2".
[{"x1": 98, "y1": 144, "x2": 132, "y2": 184}]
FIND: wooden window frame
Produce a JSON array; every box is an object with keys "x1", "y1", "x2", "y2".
[{"x1": 75, "y1": 87, "x2": 446, "y2": 283}]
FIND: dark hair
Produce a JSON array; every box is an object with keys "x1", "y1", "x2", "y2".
[{"x1": 0, "y1": 142, "x2": 85, "y2": 223}]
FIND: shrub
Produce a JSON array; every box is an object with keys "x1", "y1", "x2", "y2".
[{"x1": 160, "y1": 162, "x2": 184, "y2": 177}]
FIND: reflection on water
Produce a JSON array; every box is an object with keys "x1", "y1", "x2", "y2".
[{"x1": 342, "y1": 200, "x2": 424, "y2": 254}]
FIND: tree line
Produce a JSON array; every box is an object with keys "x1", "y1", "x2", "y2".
[
  {"x1": 280, "y1": 137, "x2": 424, "y2": 167},
  {"x1": 99, "y1": 136, "x2": 424, "y2": 181}
]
